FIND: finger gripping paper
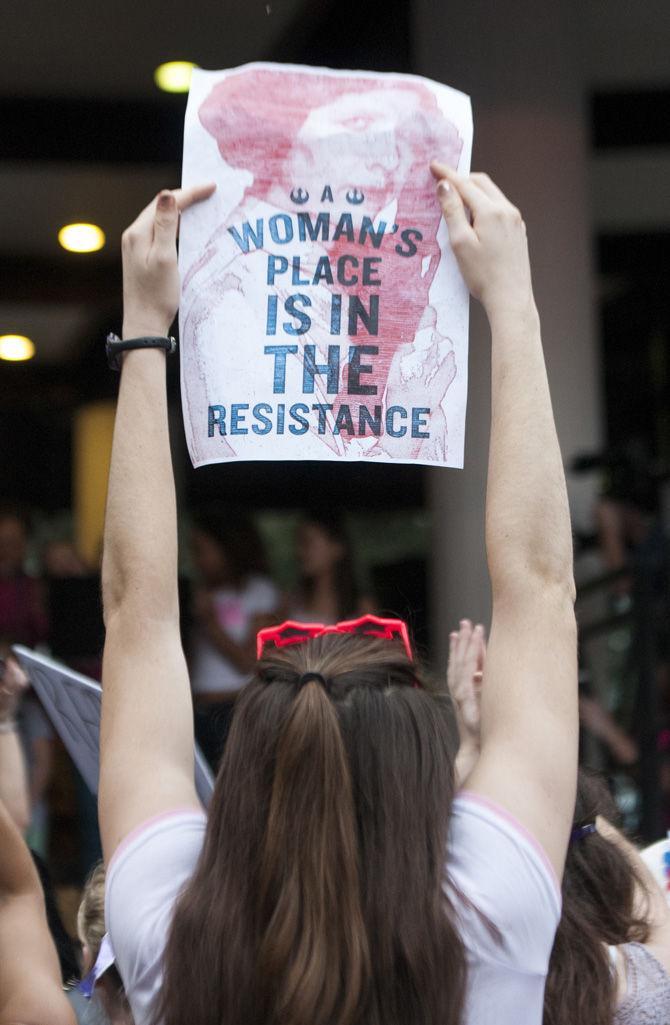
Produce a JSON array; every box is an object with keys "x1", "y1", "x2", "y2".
[{"x1": 180, "y1": 63, "x2": 473, "y2": 468}]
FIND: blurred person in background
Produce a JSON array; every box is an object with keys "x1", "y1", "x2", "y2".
[
  {"x1": 544, "y1": 770, "x2": 670, "y2": 1025},
  {"x1": 448, "y1": 620, "x2": 670, "y2": 1024},
  {"x1": 0, "y1": 502, "x2": 48, "y2": 647},
  {"x1": 289, "y1": 510, "x2": 374, "y2": 623},
  {"x1": 657, "y1": 728, "x2": 670, "y2": 832},
  {"x1": 586, "y1": 442, "x2": 661, "y2": 598},
  {"x1": 189, "y1": 507, "x2": 280, "y2": 768},
  {"x1": 578, "y1": 690, "x2": 639, "y2": 768},
  {"x1": 0, "y1": 653, "x2": 30, "y2": 833},
  {"x1": 0, "y1": 502, "x2": 54, "y2": 854},
  {"x1": 43, "y1": 538, "x2": 90, "y2": 579},
  {"x1": 0, "y1": 651, "x2": 79, "y2": 987},
  {"x1": 43, "y1": 534, "x2": 104, "y2": 880},
  {"x1": 12, "y1": 649, "x2": 55, "y2": 856}
]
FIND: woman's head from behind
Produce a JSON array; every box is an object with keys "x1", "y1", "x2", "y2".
[
  {"x1": 157, "y1": 633, "x2": 465, "y2": 1025},
  {"x1": 544, "y1": 769, "x2": 650, "y2": 1025}
]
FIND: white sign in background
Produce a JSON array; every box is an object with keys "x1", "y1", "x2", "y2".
[
  {"x1": 180, "y1": 63, "x2": 473, "y2": 469},
  {"x1": 13, "y1": 646, "x2": 214, "y2": 808}
]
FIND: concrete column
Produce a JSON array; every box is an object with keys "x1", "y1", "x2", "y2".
[{"x1": 414, "y1": 0, "x2": 603, "y2": 667}]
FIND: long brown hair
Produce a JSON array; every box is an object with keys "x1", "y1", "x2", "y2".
[
  {"x1": 544, "y1": 770, "x2": 650, "y2": 1025},
  {"x1": 155, "y1": 634, "x2": 466, "y2": 1025}
]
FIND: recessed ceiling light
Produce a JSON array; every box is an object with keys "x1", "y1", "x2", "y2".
[
  {"x1": 0, "y1": 335, "x2": 35, "y2": 362},
  {"x1": 154, "y1": 61, "x2": 198, "y2": 94},
  {"x1": 58, "y1": 223, "x2": 106, "y2": 254}
]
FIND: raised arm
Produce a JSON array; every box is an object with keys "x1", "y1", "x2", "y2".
[
  {"x1": 0, "y1": 656, "x2": 30, "y2": 833},
  {"x1": 0, "y1": 799, "x2": 76, "y2": 1025},
  {"x1": 446, "y1": 620, "x2": 486, "y2": 787},
  {"x1": 100, "y1": 185, "x2": 215, "y2": 864},
  {"x1": 432, "y1": 164, "x2": 578, "y2": 879}
]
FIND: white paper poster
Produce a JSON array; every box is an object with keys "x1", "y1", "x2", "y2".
[{"x1": 179, "y1": 62, "x2": 472, "y2": 468}]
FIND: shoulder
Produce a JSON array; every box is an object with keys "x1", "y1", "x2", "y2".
[
  {"x1": 447, "y1": 792, "x2": 561, "y2": 975},
  {"x1": 105, "y1": 809, "x2": 207, "y2": 1024}
]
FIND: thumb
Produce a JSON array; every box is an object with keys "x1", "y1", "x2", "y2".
[
  {"x1": 436, "y1": 179, "x2": 473, "y2": 248},
  {"x1": 153, "y1": 191, "x2": 179, "y2": 255}
]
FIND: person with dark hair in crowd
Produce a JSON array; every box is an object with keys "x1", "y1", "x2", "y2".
[
  {"x1": 290, "y1": 510, "x2": 373, "y2": 623},
  {"x1": 448, "y1": 620, "x2": 670, "y2": 1025},
  {"x1": 0, "y1": 502, "x2": 48, "y2": 649},
  {"x1": 545, "y1": 771, "x2": 670, "y2": 1025},
  {"x1": 98, "y1": 164, "x2": 578, "y2": 1025},
  {"x1": 189, "y1": 507, "x2": 280, "y2": 768}
]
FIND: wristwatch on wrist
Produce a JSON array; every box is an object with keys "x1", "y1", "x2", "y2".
[{"x1": 106, "y1": 333, "x2": 177, "y2": 371}]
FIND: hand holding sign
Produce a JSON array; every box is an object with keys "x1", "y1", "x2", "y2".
[
  {"x1": 122, "y1": 183, "x2": 216, "y2": 341},
  {"x1": 0, "y1": 655, "x2": 29, "y2": 722},
  {"x1": 430, "y1": 163, "x2": 536, "y2": 322}
]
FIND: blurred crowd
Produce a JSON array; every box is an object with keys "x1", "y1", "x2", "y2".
[
  {"x1": 0, "y1": 502, "x2": 382, "y2": 876},
  {"x1": 0, "y1": 460, "x2": 668, "y2": 991}
]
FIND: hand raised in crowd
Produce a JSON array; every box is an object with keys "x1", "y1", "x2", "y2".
[
  {"x1": 447, "y1": 620, "x2": 487, "y2": 786},
  {"x1": 121, "y1": 183, "x2": 216, "y2": 339},
  {"x1": 430, "y1": 162, "x2": 536, "y2": 322},
  {"x1": 0, "y1": 656, "x2": 29, "y2": 724},
  {"x1": 578, "y1": 693, "x2": 639, "y2": 766}
]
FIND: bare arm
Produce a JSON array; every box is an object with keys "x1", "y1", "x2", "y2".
[
  {"x1": 0, "y1": 729, "x2": 29, "y2": 833},
  {"x1": 579, "y1": 695, "x2": 639, "y2": 766},
  {"x1": 100, "y1": 184, "x2": 215, "y2": 864},
  {"x1": 0, "y1": 659, "x2": 30, "y2": 832},
  {"x1": 432, "y1": 165, "x2": 578, "y2": 879},
  {"x1": 0, "y1": 799, "x2": 76, "y2": 1025},
  {"x1": 28, "y1": 736, "x2": 53, "y2": 809}
]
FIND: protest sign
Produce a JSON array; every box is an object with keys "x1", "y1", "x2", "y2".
[
  {"x1": 12, "y1": 646, "x2": 214, "y2": 807},
  {"x1": 179, "y1": 62, "x2": 472, "y2": 469}
]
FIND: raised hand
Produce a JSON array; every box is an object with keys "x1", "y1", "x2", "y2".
[
  {"x1": 447, "y1": 620, "x2": 487, "y2": 786},
  {"x1": 430, "y1": 163, "x2": 535, "y2": 322},
  {"x1": 122, "y1": 183, "x2": 216, "y2": 339},
  {"x1": 0, "y1": 656, "x2": 29, "y2": 723}
]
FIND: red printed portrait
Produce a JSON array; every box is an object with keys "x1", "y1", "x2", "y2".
[{"x1": 179, "y1": 65, "x2": 471, "y2": 466}]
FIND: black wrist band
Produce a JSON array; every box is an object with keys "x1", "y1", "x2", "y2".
[{"x1": 106, "y1": 333, "x2": 177, "y2": 371}]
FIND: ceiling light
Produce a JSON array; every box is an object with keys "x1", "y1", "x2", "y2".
[
  {"x1": 154, "y1": 61, "x2": 198, "y2": 94},
  {"x1": 58, "y1": 223, "x2": 106, "y2": 254},
  {"x1": 0, "y1": 335, "x2": 35, "y2": 362}
]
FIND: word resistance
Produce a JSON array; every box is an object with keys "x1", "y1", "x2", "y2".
[{"x1": 208, "y1": 402, "x2": 431, "y2": 439}]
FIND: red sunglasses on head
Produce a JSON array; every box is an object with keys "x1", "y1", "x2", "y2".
[{"x1": 256, "y1": 614, "x2": 414, "y2": 662}]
